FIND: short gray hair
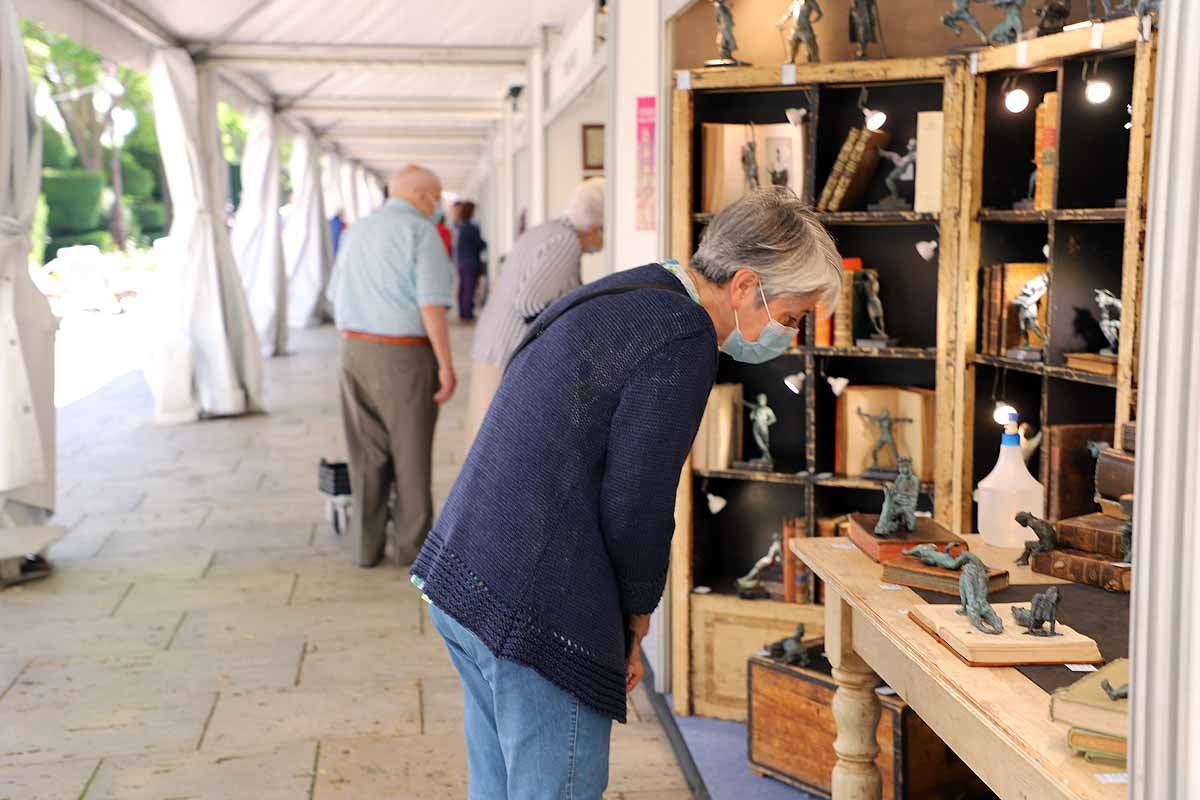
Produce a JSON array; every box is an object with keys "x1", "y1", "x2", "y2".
[
  {"x1": 692, "y1": 187, "x2": 842, "y2": 310},
  {"x1": 563, "y1": 177, "x2": 606, "y2": 230}
]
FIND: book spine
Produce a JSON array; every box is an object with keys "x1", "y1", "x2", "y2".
[
  {"x1": 1046, "y1": 428, "x2": 1063, "y2": 521},
  {"x1": 1121, "y1": 422, "x2": 1136, "y2": 454},
  {"x1": 819, "y1": 129, "x2": 861, "y2": 211},
  {"x1": 833, "y1": 271, "x2": 856, "y2": 348},
  {"x1": 783, "y1": 517, "x2": 797, "y2": 603},
  {"x1": 989, "y1": 265, "x2": 1003, "y2": 355},
  {"x1": 1095, "y1": 448, "x2": 1135, "y2": 499},
  {"x1": 834, "y1": 130, "x2": 888, "y2": 212},
  {"x1": 1031, "y1": 550, "x2": 1131, "y2": 592},
  {"x1": 1057, "y1": 520, "x2": 1124, "y2": 560},
  {"x1": 1035, "y1": 93, "x2": 1059, "y2": 210}
]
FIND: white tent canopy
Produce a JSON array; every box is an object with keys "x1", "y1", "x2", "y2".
[
  {"x1": 284, "y1": 131, "x2": 333, "y2": 328},
  {"x1": 231, "y1": 105, "x2": 288, "y2": 356},
  {"x1": 0, "y1": 0, "x2": 55, "y2": 524}
]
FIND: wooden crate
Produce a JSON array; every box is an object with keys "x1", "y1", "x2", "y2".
[
  {"x1": 748, "y1": 655, "x2": 991, "y2": 800},
  {"x1": 689, "y1": 594, "x2": 823, "y2": 721}
]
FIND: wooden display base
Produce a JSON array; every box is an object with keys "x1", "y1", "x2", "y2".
[
  {"x1": 847, "y1": 513, "x2": 966, "y2": 563},
  {"x1": 909, "y1": 603, "x2": 1103, "y2": 667},
  {"x1": 1064, "y1": 352, "x2": 1118, "y2": 377},
  {"x1": 881, "y1": 554, "x2": 1009, "y2": 596}
]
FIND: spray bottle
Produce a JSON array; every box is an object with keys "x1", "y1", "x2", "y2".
[{"x1": 976, "y1": 412, "x2": 1044, "y2": 548}]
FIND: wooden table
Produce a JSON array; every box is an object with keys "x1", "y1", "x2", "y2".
[{"x1": 793, "y1": 535, "x2": 1127, "y2": 800}]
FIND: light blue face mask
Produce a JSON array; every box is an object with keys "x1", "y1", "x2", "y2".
[{"x1": 721, "y1": 283, "x2": 798, "y2": 364}]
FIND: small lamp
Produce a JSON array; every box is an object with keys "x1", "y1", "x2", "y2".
[
  {"x1": 785, "y1": 107, "x2": 808, "y2": 127},
  {"x1": 858, "y1": 88, "x2": 886, "y2": 131},
  {"x1": 993, "y1": 401, "x2": 1018, "y2": 425},
  {"x1": 706, "y1": 493, "x2": 728, "y2": 514},
  {"x1": 827, "y1": 376, "x2": 850, "y2": 397},
  {"x1": 1002, "y1": 75, "x2": 1030, "y2": 113},
  {"x1": 784, "y1": 371, "x2": 806, "y2": 394}
]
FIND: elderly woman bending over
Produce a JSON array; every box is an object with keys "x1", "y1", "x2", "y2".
[{"x1": 411, "y1": 187, "x2": 842, "y2": 799}]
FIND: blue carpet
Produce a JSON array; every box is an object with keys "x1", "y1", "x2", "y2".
[{"x1": 671, "y1": 707, "x2": 819, "y2": 800}]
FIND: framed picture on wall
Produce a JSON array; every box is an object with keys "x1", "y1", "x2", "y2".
[{"x1": 582, "y1": 124, "x2": 605, "y2": 171}]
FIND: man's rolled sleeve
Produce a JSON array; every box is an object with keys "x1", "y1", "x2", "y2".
[{"x1": 415, "y1": 226, "x2": 455, "y2": 308}]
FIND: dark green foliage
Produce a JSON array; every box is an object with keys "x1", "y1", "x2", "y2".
[
  {"x1": 127, "y1": 146, "x2": 166, "y2": 200},
  {"x1": 228, "y1": 162, "x2": 242, "y2": 210},
  {"x1": 44, "y1": 230, "x2": 114, "y2": 262},
  {"x1": 43, "y1": 169, "x2": 104, "y2": 235},
  {"x1": 116, "y1": 151, "x2": 155, "y2": 197},
  {"x1": 41, "y1": 120, "x2": 73, "y2": 168},
  {"x1": 132, "y1": 200, "x2": 168, "y2": 233}
]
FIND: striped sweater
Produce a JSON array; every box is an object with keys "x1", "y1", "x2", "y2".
[
  {"x1": 413, "y1": 265, "x2": 718, "y2": 721},
  {"x1": 473, "y1": 217, "x2": 582, "y2": 366}
]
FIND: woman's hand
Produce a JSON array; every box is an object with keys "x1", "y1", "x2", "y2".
[{"x1": 625, "y1": 613, "x2": 652, "y2": 694}]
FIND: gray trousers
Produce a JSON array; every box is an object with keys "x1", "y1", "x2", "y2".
[{"x1": 338, "y1": 337, "x2": 438, "y2": 566}]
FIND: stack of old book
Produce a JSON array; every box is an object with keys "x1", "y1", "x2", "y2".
[
  {"x1": 1030, "y1": 422, "x2": 1135, "y2": 592},
  {"x1": 1033, "y1": 92, "x2": 1059, "y2": 210},
  {"x1": 979, "y1": 262, "x2": 1047, "y2": 356},
  {"x1": 1050, "y1": 659, "x2": 1129, "y2": 766},
  {"x1": 830, "y1": 257, "x2": 862, "y2": 347},
  {"x1": 816, "y1": 128, "x2": 891, "y2": 212}
]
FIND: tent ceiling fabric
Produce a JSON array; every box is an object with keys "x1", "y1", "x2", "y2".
[{"x1": 106, "y1": 0, "x2": 584, "y2": 191}]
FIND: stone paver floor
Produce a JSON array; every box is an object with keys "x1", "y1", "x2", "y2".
[{"x1": 0, "y1": 322, "x2": 690, "y2": 799}]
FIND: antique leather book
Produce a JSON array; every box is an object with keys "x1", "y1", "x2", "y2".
[
  {"x1": 1095, "y1": 447, "x2": 1135, "y2": 500},
  {"x1": 817, "y1": 128, "x2": 861, "y2": 211},
  {"x1": 830, "y1": 129, "x2": 890, "y2": 211},
  {"x1": 1040, "y1": 423, "x2": 1111, "y2": 520},
  {"x1": 1057, "y1": 513, "x2": 1125, "y2": 560},
  {"x1": 1030, "y1": 548, "x2": 1131, "y2": 592},
  {"x1": 847, "y1": 514, "x2": 965, "y2": 564},
  {"x1": 881, "y1": 554, "x2": 1008, "y2": 596},
  {"x1": 1068, "y1": 727, "x2": 1128, "y2": 761},
  {"x1": 1120, "y1": 422, "x2": 1137, "y2": 454}
]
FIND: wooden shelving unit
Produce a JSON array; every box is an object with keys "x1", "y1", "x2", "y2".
[
  {"x1": 668, "y1": 53, "x2": 966, "y2": 720},
  {"x1": 667, "y1": 17, "x2": 1156, "y2": 721},
  {"x1": 950, "y1": 14, "x2": 1153, "y2": 530}
]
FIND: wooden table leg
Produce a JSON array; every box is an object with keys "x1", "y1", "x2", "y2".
[{"x1": 825, "y1": 590, "x2": 882, "y2": 800}]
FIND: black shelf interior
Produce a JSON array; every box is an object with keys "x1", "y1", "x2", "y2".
[
  {"x1": 814, "y1": 82, "x2": 943, "y2": 211},
  {"x1": 1046, "y1": 221, "x2": 1124, "y2": 364},
  {"x1": 981, "y1": 68, "x2": 1059, "y2": 210},
  {"x1": 811, "y1": 357, "x2": 936, "y2": 476},
  {"x1": 1057, "y1": 54, "x2": 1135, "y2": 210},
  {"x1": 716, "y1": 353, "x2": 808, "y2": 474},
  {"x1": 690, "y1": 479, "x2": 807, "y2": 591}
]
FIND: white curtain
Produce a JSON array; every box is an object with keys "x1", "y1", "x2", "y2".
[
  {"x1": 356, "y1": 167, "x2": 378, "y2": 217},
  {"x1": 321, "y1": 151, "x2": 345, "y2": 220},
  {"x1": 283, "y1": 132, "x2": 332, "y2": 328},
  {"x1": 339, "y1": 160, "x2": 360, "y2": 223},
  {"x1": 0, "y1": 0, "x2": 55, "y2": 523},
  {"x1": 230, "y1": 106, "x2": 287, "y2": 355},
  {"x1": 147, "y1": 50, "x2": 262, "y2": 422}
]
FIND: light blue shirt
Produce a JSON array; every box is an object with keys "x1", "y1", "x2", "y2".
[{"x1": 326, "y1": 198, "x2": 454, "y2": 336}]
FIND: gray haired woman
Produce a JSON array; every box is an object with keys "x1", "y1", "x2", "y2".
[{"x1": 412, "y1": 186, "x2": 841, "y2": 798}]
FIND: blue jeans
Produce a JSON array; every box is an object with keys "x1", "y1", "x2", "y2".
[{"x1": 430, "y1": 605, "x2": 613, "y2": 799}]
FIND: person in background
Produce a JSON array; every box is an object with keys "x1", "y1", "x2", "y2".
[
  {"x1": 466, "y1": 177, "x2": 605, "y2": 440},
  {"x1": 433, "y1": 204, "x2": 453, "y2": 259},
  {"x1": 329, "y1": 208, "x2": 346, "y2": 255},
  {"x1": 454, "y1": 201, "x2": 487, "y2": 323},
  {"x1": 325, "y1": 165, "x2": 456, "y2": 568},
  {"x1": 411, "y1": 187, "x2": 843, "y2": 798}
]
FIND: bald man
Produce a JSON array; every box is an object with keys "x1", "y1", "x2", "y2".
[{"x1": 326, "y1": 166, "x2": 457, "y2": 567}]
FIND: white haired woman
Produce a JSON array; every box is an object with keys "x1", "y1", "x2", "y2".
[
  {"x1": 466, "y1": 176, "x2": 607, "y2": 440},
  {"x1": 413, "y1": 187, "x2": 842, "y2": 798}
]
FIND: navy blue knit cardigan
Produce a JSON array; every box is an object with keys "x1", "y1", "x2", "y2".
[{"x1": 412, "y1": 264, "x2": 718, "y2": 722}]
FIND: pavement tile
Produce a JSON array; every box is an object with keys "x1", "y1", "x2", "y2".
[
  {"x1": 171, "y1": 601, "x2": 417, "y2": 650},
  {"x1": 33, "y1": 552, "x2": 213, "y2": 588},
  {"x1": 115, "y1": 573, "x2": 296, "y2": 616},
  {"x1": 83, "y1": 741, "x2": 316, "y2": 799},
  {"x1": 97, "y1": 524, "x2": 312, "y2": 557},
  {"x1": 0, "y1": 612, "x2": 181, "y2": 659},
  {"x1": 608, "y1": 722, "x2": 690, "y2": 793},
  {"x1": 70, "y1": 507, "x2": 210, "y2": 536},
  {"x1": 0, "y1": 688, "x2": 216, "y2": 767},
  {"x1": 203, "y1": 499, "x2": 326, "y2": 529},
  {"x1": 10, "y1": 640, "x2": 303, "y2": 704},
  {"x1": 0, "y1": 583, "x2": 130, "y2": 623},
  {"x1": 202, "y1": 546, "x2": 347, "y2": 578},
  {"x1": 0, "y1": 757, "x2": 99, "y2": 799},
  {"x1": 0, "y1": 658, "x2": 26, "y2": 695},
  {"x1": 298, "y1": 633, "x2": 455, "y2": 687},
  {"x1": 418, "y1": 677, "x2": 465, "y2": 737},
  {"x1": 201, "y1": 684, "x2": 420, "y2": 752},
  {"x1": 290, "y1": 567, "x2": 423, "y2": 606},
  {"x1": 313, "y1": 733, "x2": 467, "y2": 799}
]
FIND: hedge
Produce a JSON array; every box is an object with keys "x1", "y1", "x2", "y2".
[
  {"x1": 132, "y1": 200, "x2": 168, "y2": 232},
  {"x1": 44, "y1": 230, "x2": 114, "y2": 263},
  {"x1": 105, "y1": 151, "x2": 155, "y2": 198},
  {"x1": 43, "y1": 169, "x2": 104, "y2": 235},
  {"x1": 41, "y1": 121, "x2": 72, "y2": 169}
]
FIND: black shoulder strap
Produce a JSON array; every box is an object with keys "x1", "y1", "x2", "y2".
[{"x1": 506, "y1": 281, "x2": 688, "y2": 371}]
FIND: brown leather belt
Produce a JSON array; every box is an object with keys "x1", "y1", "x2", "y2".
[{"x1": 341, "y1": 330, "x2": 431, "y2": 346}]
